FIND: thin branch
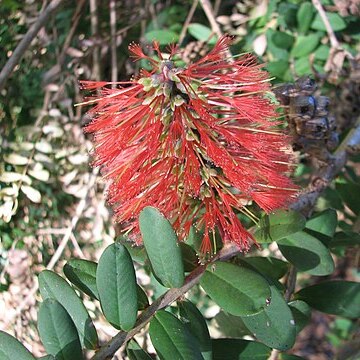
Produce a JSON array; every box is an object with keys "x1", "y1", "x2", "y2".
[
  {"x1": 89, "y1": 0, "x2": 101, "y2": 80},
  {"x1": 110, "y1": 0, "x2": 118, "y2": 85},
  {"x1": 199, "y1": 0, "x2": 223, "y2": 38},
  {"x1": 284, "y1": 266, "x2": 297, "y2": 302},
  {"x1": 58, "y1": 0, "x2": 87, "y2": 66},
  {"x1": 178, "y1": 0, "x2": 199, "y2": 46},
  {"x1": 0, "y1": 0, "x2": 65, "y2": 92},
  {"x1": 311, "y1": 0, "x2": 340, "y2": 49}
]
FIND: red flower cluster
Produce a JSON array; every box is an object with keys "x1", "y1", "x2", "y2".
[{"x1": 80, "y1": 36, "x2": 297, "y2": 252}]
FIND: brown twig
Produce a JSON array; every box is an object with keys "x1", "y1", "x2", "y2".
[
  {"x1": 58, "y1": 0, "x2": 87, "y2": 66},
  {"x1": 89, "y1": 0, "x2": 101, "y2": 81},
  {"x1": 0, "y1": 0, "x2": 65, "y2": 92},
  {"x1": 311, "y1": 0, "x2": 340, "y2": 49},
  {"x1": 199, "y1": 0, "x2": 223, "y2": 38},
  {"x1": 178, "y1": 0, "x2": 199, "y2": 46},
  {"x1": 110, "y1": 0, "x2": 118, "y2": 85}
]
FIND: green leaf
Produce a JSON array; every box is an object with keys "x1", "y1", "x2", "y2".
[
  {"x1": 200, "y1": 262, "x2": 271, "y2": 316},
  {"x1": 294, "y1": 57, "x2": 311, "y2": 76},
  {"x1": 180, "y1": 243, "x2": 199, "y2": 272},
  {"x1": 38, "y1": 299, "x2": 83, "y2": 360},
  {"x1": 38, "y1": 356, "x2": 56, "y2": 360},
  {"x1": 0, "y1": 331, "x2": 36, "y2": 360},
  {"x1": 296, "y1": 281, "x2": 360, "y2": 318},
  {"x1": 336, "y1": 182, "x2": 360, "y2": 214},
  {"x1": 137, "y1": 285, "x2": 149, "y2": 310},
  {"x1": 266, "y1": 60, "x2": 291, "y2": 80},
  {"x1": 39, "y1": 271, "x2": 98, "y2": 349},
  {"x1": 145, "y1": 30, "x2": 179, "y2": 45},
  {"x1": 212, "y1": 339, "x2": 271, "y2": 360},
  {"x1": 127, "y1": 340, "x2": 153, "y2": 360},
  {"x1": 272, "y1": 31, "x2": 294, "y2": 49},
  {"x1": 305, "y1": 209, "x2": 337, "y2": 238},
  {"x1": 278, "y1": 3, "x2": 298, "y2": 29},
  {"x1": 149, "y1": 310, "x2": 204, "y2": 360},
  {"x1": 314, "y1": 44, "x2": 330, "y2": 60},
  {"x1": 266, "y1": 29, "x2": 290, "y2": 62},
  {"x1": 329, "y1": 231, "x2": 360, "y2": 248},
  {"x1": 239, "y1": 256, "x2": 289, "y2": 280},
  {"x1": 188, "y1": 23, "x2": 217, "y2": 44},
  {"x1": 296, "y1": 2, "x2": 314, "y2": 34},
  {"x1": 178, "y1": 301, "x2": 212, "y2": 360},
  {"x1": 63, "y1": 260, "x2": 99, "y2": 299},
  {"x1": 139, "y1": 207, "x2": 184, "y2": 288},
  {"x1": 278, "y1": 231, "x2": 334, "y2": 276},
  {"x1": 123, "y1": 242, "x2": 147, "y2": 265},
  {"x1": 241, "y1": 285, "x2": 296, "y2": 351},
  {"x1": 96, "y1": 243, "x2": 137, "y2": 331},
  {"x1": 311, "y1": 12, "x2": 347, "y2": 31},
  {"x1": 254, "y1": 210, "x2": 306, "y2": 243},
  {"x1": 291, "y1": 34, "x2": 321, "y2": 58},
  {"x1": 214, "y1": 311, "x2": 251, "y2": 338},
  {"x1": 288, "y1": 300, "x2": 311, "y2": 334}
]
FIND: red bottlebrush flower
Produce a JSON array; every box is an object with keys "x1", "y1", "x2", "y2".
[{"x1": 80, "y1": 36, "x2": 298, "y2": 253}]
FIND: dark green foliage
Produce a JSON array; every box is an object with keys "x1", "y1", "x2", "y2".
[
  {"x1": 241, "y1": 285, "x2": 296, "y2": 351},
  {"x1": 38, "y1": 271, "x2": 98, "y2": 349},
  {"x1": 277, "y1": 231, "x2": 335, "y2": 276},
  {"x1": 296, "y1": 281, "x2": 360, "y2": 318},
  {"x1": 38, "y1": 299, "x2": 83, "y2": 360},
  {"x1": 96, "y1": 243, "x2": 138, "y2": 330},
  {"x1": 149, "y1": 310, "x2": 204, "y2": 360},
  {"x1": 254, "y1": 210, "x2": 306, "y2": 243},
  {"x1": 200, "y1": 262, "x2": 271, "y2": 316},
  {"x1": 212, "y1": 339, "x2": 271, "y2": 360},
  {"x1": 178, "y1": 301, "x2": 212, "y2": 359},
  {"x1": 63, "y1": 260, "x2": 99, "y2": 300},
  {"x1": 139, "y1": 206, "x2": 184, "y2": 288}
]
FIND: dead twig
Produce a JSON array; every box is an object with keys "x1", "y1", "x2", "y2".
[
  {"x1": 178, "y1": 0, "x2": 199, "y2": 46},
  {"x1": 199, "y1": 0, "x2": 223, "y2": 38},
  {"x1": 110, "y1": 0, "x2": 118, "y2": 85},
  {"x1": 90, "y1": 0, "x2": 101, "y2": 80},
  {"x1": 311, "y1": 0, "x2": 340, "y2": 49}
]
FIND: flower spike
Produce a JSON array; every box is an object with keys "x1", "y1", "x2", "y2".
[{"x1": 81, "y1": 36, "x2": 298, "y2": 253}]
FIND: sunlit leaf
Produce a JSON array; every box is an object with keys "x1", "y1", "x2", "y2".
[
  {"x1": 149, "y1": 310, "x2": 204, "y2": 360},
  {"x1": 254, "y1": 210, "x2": 306, "y2": 243},
  {"x1": 277, "y1": 232, "x2": 334, "y2": 276},
  {"x1": 38, "y1": 299, "x2": 83, "y2": 360},
  {"x1": 241, "y1": 284, "x2": 296, "y2": 351},
  {"x1": 139, "y1": 207, "x2": 184, "y2": 288},
  {"x1": 39, "y1": 270, "x2": 98, "y2": 349},
  {"x1": 96, "y1": 243, "x2": 137, "y2": 330},
  {"x1": 200, "y1": 262, "x2": 271, "y2": 316}
]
